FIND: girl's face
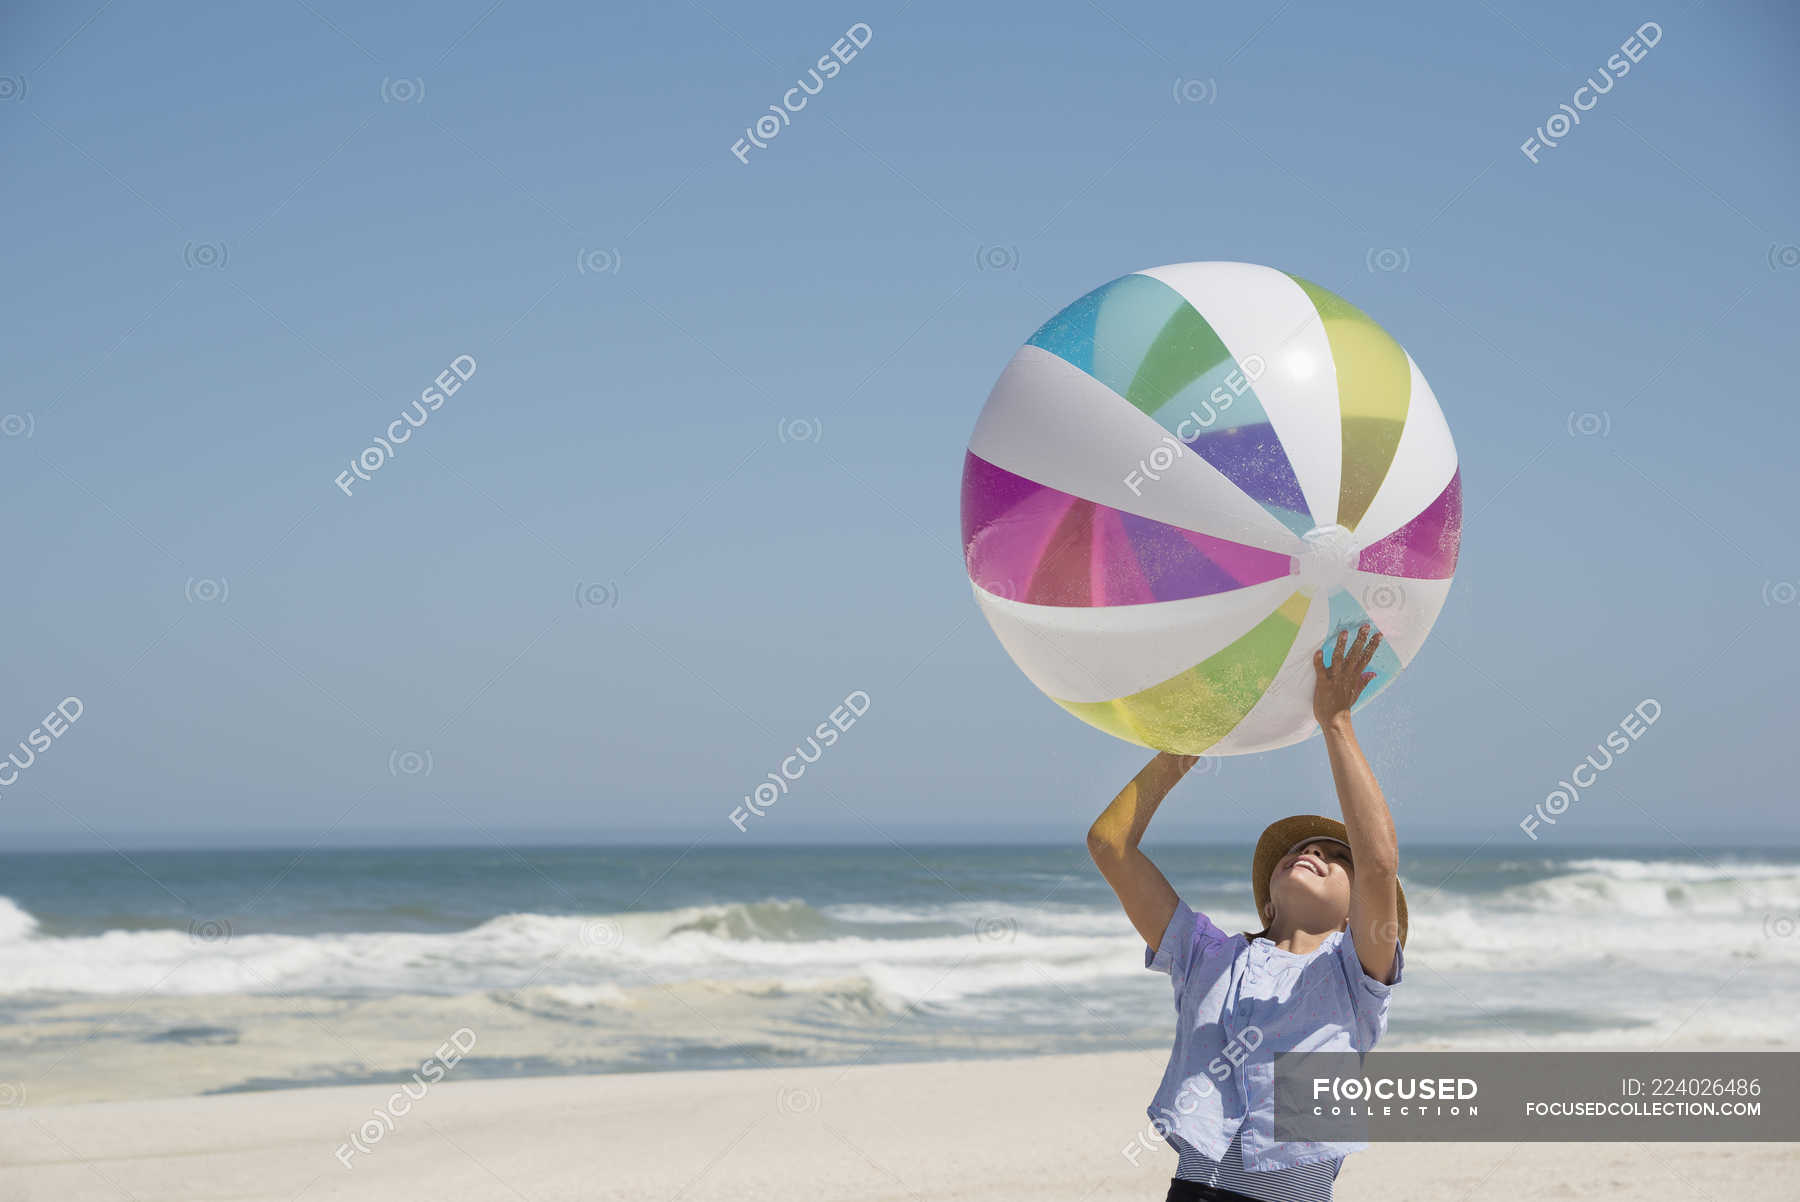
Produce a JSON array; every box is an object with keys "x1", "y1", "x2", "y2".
[{"x1": 1268, "y1": 838, "x2": 1354, "y2": 926}]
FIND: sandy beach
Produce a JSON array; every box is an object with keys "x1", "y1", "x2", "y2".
[{"x1": 5, "y1": 1049, "x2": 1794, "y2": 1201}]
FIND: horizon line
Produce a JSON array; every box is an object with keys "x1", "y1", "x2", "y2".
[{"x1": 7, "y1": 832, "x2": 1800, "y2": 854}]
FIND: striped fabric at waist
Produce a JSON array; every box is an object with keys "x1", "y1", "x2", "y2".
[{"x1": 1167, "y1": 1131, "x2": 1338, "y2": 1202}]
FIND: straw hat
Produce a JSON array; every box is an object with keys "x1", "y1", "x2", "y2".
[{"x1": 1251, "y1": 814, "x2": 1408, "y2": 947}]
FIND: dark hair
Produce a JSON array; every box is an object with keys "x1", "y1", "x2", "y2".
[{"x1": 1243, "y1": 904, "x2": 1271, "y2": 943}]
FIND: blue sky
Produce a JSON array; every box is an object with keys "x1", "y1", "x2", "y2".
[{"x1": 3, "y1": 0, "x2": 1796, "y2": 849}]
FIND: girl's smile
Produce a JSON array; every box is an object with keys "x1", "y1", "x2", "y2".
[{"x1": 1279, "y1": 840, "x2": 1352, "y2": 881}]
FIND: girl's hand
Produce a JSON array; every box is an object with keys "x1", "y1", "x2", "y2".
[{"x1": 1312, "y1": 623, "x2": 1381, "y2": 728}]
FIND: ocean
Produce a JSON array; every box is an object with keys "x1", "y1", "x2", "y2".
[{"x1": 3, "y1": 843, "x2": 1798, "y2": 1104}]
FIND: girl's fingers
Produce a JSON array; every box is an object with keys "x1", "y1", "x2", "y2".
[
  {"x1": 1357, "y1": 631, "x2": 1383, "y2": 670},
  {"x1": 1346, "y1": 623, "x2": 1370, "y2": 664},
  {"x1": 1331, "y1": 628, "x2": 1348, "y2": 667}
]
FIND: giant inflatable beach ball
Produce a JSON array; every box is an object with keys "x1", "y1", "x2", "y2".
[{"x1": 961, "y1": 262, "x2": 1461, "y2": 755}]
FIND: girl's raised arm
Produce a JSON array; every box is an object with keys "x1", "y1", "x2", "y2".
[
  {"x1": 1313, "y1": 623, "x2": 1402, "y2": 984},
  {"x1": 1086, "y1": 751, "x2": 1199, "y2": 947}
]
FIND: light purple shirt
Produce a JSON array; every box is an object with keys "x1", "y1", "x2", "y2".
[{"x1": 1144, "y1": 900, "x2": 1402, "y2": 1172}]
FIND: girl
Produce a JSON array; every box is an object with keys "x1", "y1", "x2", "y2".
[{"x1": 1087, "y1": 624, "x2": 1407, "y2": 1202}]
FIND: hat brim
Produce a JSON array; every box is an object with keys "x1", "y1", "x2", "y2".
[{"x1": 1252, "y1": 814, "x2": 1408, "y2": 947}]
